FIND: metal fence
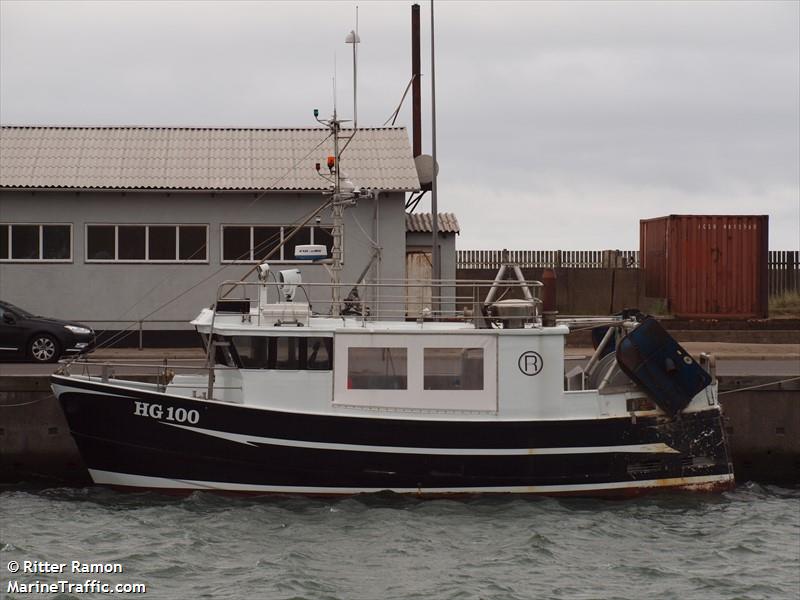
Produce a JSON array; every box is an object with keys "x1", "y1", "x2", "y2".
[
  {"x1": 456, "y1": 250, "x2": 640, "y2": 269},
  {"x1": 769, "y1": 250, "x2": 800, "y2": 297},
  {"x1": 457, "y1": 249, "x2": 800, "y2": 297}
]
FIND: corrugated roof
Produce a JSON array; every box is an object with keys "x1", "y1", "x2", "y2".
[
  {"x1": 0, "y1": 126, "x2": 420, "y2": 192},
  {"x1": 406, "y1": 212, "x2": 460, "y2": 234}
]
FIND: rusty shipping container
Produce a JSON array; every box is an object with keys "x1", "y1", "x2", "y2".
[{"x1": 640, "y1": 215, "x2": 769, "y2": 319}]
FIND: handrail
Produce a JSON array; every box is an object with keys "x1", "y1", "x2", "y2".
[
  {"x1": 199, "y1": 277, "x2": 547, "y2": 338},
  {"x1": 56, "y1": 357, "x2": 239, "y2": 395}
]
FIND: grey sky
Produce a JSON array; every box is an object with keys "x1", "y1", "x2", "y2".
[{"x1": 1, "y1": 0, "x2": 798, "y2": 249}]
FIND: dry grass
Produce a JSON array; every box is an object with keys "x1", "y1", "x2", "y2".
[{"x1": 769, "y1": 291, "x2": 800, "y2": 317}]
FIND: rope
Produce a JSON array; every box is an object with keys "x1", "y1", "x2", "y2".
[
  {"x1": 0, "y1": 396, "x2": 49, "y2": 408},
  {"x1": 718, "y1": 376, "x2": 800, "y2": 395}
]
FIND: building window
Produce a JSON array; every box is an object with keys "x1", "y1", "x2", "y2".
[
  {"x1": 0, "y1": 224, "x2": 72, "y2": 262},
  {"x1": 85, "y1": 225, "x2": 208, "y2": 262},
  {"x1": 118, "y1": 226, "x2": 145, "y2": 260},
  {"x1": 148, "y1": 226, "x2": 176, "y2": 260},
  {"x1": 347, "y1": 347, "x2": 407, "y2": 390},
  {"x1": 424, "y1": 348, "x2": 484, "y2": 390},
  {"x1": 221, "y1": 225, "x2": 333, "y2": 262}
]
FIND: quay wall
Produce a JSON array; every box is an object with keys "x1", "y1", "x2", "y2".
[
  {"x1": 0, "y1": 376, "x2": 90, "y2": 485},
  {"x1": 1, "y1": 376, "x2": 797, "y2": 486}
]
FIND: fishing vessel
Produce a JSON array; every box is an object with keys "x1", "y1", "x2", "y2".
[
  {"x1": 50, "y1": 19, "x2": 734, "y2": 496},
  {"x1": 50, "y1": 122, "x2": 734, "y2": 496},
  {"x1": 51, "y1": 279, "x2": 735, "y2": 496}
]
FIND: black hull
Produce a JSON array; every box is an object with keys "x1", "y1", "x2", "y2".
[{"x1": 53, "y1": 375, "x2": 734, "y2": 496}]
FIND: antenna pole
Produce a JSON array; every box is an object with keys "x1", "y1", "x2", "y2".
[
  {"x1": 331, "y1": 110, "x2": 343, "y2": 316},
  {"x1": 354, "y1": 7, "x2": 358, "y2": 130},
  {"x1": 430, "y1": 0, "x2": 440, "y2": 314},
  {"x1": 323, "y1": 26, "x2": 362, "y2": 316}
]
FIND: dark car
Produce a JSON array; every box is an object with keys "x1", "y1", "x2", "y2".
[{"x1": 0, "y1": 300, "x2": 95, "y2": 363}]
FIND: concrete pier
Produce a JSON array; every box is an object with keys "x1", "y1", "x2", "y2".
[{"x1": 0, "y1": 375, "x2": 90, "y2": 485}]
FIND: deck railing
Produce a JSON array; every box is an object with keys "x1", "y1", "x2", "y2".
[{"x1": 205, "y1": 278, "x2": 544, "y2": 328}]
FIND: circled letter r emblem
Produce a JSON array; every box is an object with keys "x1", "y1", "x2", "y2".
[{"x1": 518, "y1": 351, "x2": 543, "y2": 376}]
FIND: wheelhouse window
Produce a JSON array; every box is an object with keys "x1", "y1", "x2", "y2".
[
  {"x1": 85, "y1": 225, "x2": 208, "y2": 262},
  {"x1": 221, "y1": 225, "x2": 334, "y2": 263},
  {"x1": 0, "y1": 224, "x2": 72, "y2": 262},
  {"x1": 424, "y1": 348, "x2": 484, "y2": 390},
  {"x1": 306, "y1": 337, "x2": 332, "y2": 371},
  {"x1": 227, "y1": 336, "x2": 332, "y2": 370},
  {"x1": 347, "y1": 347, "x2": 407, "y2": 390},
  {"x1": 333, "y1": 335, "x2": 497, "y2": 412}
]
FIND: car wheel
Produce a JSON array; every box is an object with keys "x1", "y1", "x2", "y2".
[{"x1": 28, "y1": 333, "x2": 61, "y2": 363}]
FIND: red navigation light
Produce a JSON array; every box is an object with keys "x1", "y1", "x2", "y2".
[{"x1": 327, "y1": 155, "x2": 336, "y2": 170}]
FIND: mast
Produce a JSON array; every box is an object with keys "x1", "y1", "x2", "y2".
[
  {"x1": 331, "y1": 111, "x2": 344, "y2": 316},
  {"x1": 310, "y1": 24, "x2": 362, "y2": 317}
]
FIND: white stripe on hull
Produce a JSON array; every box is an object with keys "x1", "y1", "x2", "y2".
[
  {"x1": 164, "y1": 422, "x2": 680, "y2": 455},
  {"x1": 89, "y1": 469, "x2": 734, "y2": 495}
]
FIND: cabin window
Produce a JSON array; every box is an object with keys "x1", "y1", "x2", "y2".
[
  {"x1": 221, "y1": 225, "x2": 334, "y2": 262},
  {"x1": 227, "y1": 336, "x2": 332, "y2": 370},
  {"x1": 0, "y1": 224, "x2": 72, "y2": 262},
  {"x1": 423, "y1": 348, "x2": 484, "y2": 390},
  {"x1": 274, "y1": 337, "x2": 299, "y2": 370},
  {"x1": 86, "y1": 224, "x2": 208, "y2": 262},
  {"x1": 307, "y1": 337, "x2": 333, "y2": 371},
  {"x1": 347, "y1": 347, "x2": 407, "y2": 390},
  {"x1": 208, "y1": 335, "x2": 236, "y2": 367},
  {"x1": 232, "y1": 336, "x2": 269, "y2": 369}
]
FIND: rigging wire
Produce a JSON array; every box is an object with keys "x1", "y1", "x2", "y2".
[
  {"x1": 351, "y1": 211, "x2": 379, "y2": 248},
  {"x1": 77, "y1": 129, "x2": 336, "y2": 354},
  {"x1": 405, "y1": 190, "x2": 426, "y2": 212},
  {"x1": 718, "y1": 376, "x2": 800, "y2": 395},
  {"x1": 383, "y1": 75, "x2": 416, "y2": 126},
  {"x1": 244, "y1": 131, "x2": 333, "y2": 210},
  {"x1": 73, "y1": 199, "x2": 332, "y2": 357}
]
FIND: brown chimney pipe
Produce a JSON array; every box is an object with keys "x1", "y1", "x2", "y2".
[{"x1": 411, "y1": 3, "x2": 422, "y2": 157}]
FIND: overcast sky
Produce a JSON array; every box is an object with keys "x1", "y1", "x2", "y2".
[{"x1": 1, "y1": 0, "x2": 798, "y2": 250}]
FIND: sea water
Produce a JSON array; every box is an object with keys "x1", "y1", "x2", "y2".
[{"x1": 1, "y1": 483, "x2": 798, "y2": 600}]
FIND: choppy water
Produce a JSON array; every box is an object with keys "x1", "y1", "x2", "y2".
[{"x1": 1, "y1": 483, "x2": 798, "y2": 600}]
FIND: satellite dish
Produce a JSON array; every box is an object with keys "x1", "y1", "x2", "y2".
[{"x1": 414, "y1": 154, "x2": 438, "y2": 186}]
